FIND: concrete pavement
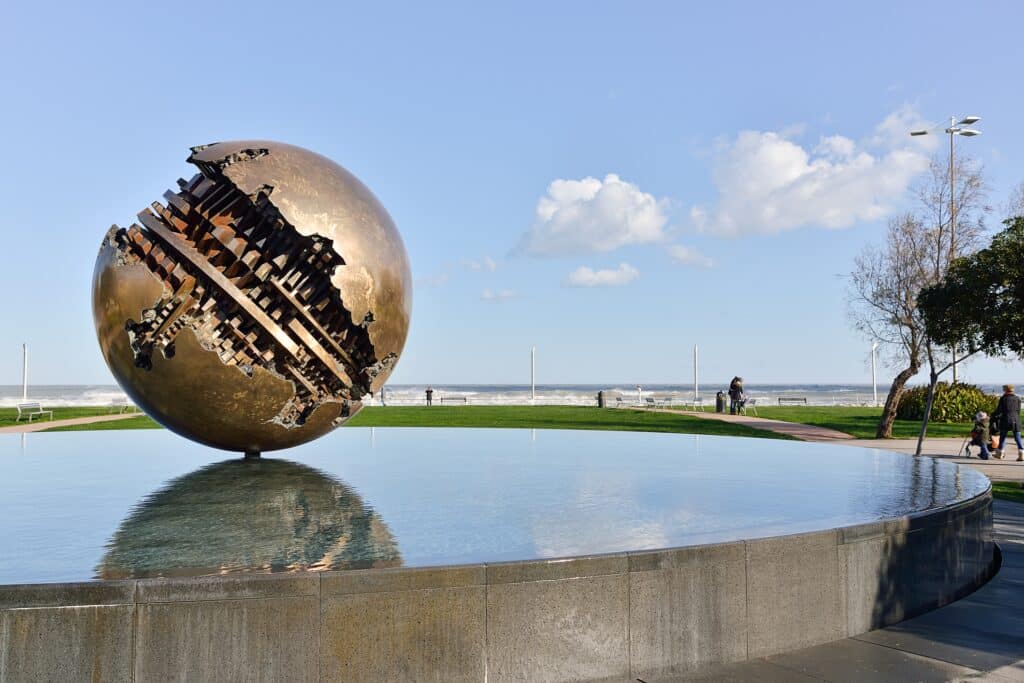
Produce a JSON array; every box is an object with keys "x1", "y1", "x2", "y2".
[
  {"x1": 667, "y1": 409, "x2": 1024, "y2": 483},
  {"x1": 660, "y1": 499, "x2": 1024, "y2": 682},
  {"x1": 661, "y1": 409, "x2": 857, "y2": 442}
]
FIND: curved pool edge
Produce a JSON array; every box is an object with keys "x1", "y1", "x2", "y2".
[{"x1": 0, "y1": 478, "x2": 995, "y2": 681}]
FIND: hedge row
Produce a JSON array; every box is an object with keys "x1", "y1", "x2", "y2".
[{"x1": 896, "y1": 382, "x2": 998, "y2": 423}]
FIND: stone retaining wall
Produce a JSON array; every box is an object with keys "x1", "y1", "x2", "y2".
[{"x1": 0, "y1": 490, "x2": 994, "y2": 682}]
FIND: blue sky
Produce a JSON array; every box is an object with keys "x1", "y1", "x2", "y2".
[{"x1": 1, "y1": 0, "x2": 1023, "y2": 386}]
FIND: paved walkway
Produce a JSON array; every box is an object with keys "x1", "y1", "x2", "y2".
[
  {"x1": 668, "y1": 410, "x2": 1024, "y2": 483},
  {"x1": 661, "y1": 409, "x2": 856, "y2": 442},
  {"x1": 0, "y1": 412, "x2": 141, "y2": 434},
  {"x1": 662, "y1": 499, "x2": 1024, "y2": 682},
  {"x1": 839, "y1": 437, "x2": 1024, "y2": 484}
]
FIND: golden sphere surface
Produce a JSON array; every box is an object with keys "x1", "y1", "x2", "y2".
[{"x1": 93, "y1": 141, "x2": 411, "y2": 453}]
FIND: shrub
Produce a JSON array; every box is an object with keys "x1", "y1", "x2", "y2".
[{"x1": 896, "y1": 382, "x2": 998, "y2": 423}]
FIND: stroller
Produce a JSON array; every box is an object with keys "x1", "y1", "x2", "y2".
[{"x1": 962, "y1": 413, "x2": 999, "y2": 458}]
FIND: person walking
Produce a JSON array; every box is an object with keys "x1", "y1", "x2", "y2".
[
  {"x1": 425, "y1": 386, "x2": 434, "y2": 406},
  {"x1": 992, "y1": 384, "x2": 1023, "y2": 461},
  {"x1": 728, "y1": 377, "x2": 745, "y2": 415},
  {"x1": 970, "y1": 411, "x2": 992, "y2": 460}
]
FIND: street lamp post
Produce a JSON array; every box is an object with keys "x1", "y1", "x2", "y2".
[
  {"x1": 871, "y1": 341, "x2": 879, "y2": 407},
  {"x1": 910, "y1": 114, "x2": 982, "y2": 383}
]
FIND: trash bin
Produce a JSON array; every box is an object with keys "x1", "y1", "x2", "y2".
[
  {"x1": 716, "y1": 391, "x2": 727, "y2": 413},
  {"x1": 597, "y1": 390, "x2": 605, "y2": 408}
]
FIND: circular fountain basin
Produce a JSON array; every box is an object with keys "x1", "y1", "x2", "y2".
[{"x1": 0, "y1": 428, "x2": 995, "y2": 682}]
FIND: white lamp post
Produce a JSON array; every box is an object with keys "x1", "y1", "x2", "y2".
[
  {"x1": 530, "y1": 346, "x2": 536, "y2": 402},
  {"x1": 910, "y1": 114, "x2": 982, "y2": 384},
  {"x1": 693, "y1": 344, "x2": 699, "y2": 404},
  {"x1": 21, "y1": 343, "x2": 28, "y2": 401}
]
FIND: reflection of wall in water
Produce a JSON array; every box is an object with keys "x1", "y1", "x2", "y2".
[{"x1": 96, "y1": 459, "x2": 400, "y2": 579}]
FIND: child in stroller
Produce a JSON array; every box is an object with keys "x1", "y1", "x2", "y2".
[{"x1": 964, "y1": 411, "x2": 997, "y2": 459}]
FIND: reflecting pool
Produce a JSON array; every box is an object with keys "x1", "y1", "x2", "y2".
[{"x1": 0, "y1": 428, "x2": 988, "y2": 584}]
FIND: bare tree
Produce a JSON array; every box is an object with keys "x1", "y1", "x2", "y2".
[
  {"x1": 848, "y1": 155, "x2": 988, "y2": 440},
  {"x1": 849, "y1": 215, "x2": 930, "y2": 437},
  {"x1": 1006, "y1": 181, "x2": 1024, "y2": 220}
]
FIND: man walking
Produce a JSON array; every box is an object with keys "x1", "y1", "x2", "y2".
[{"x1": 993, "y1": 384, "x2": 1023, "y2": 461}]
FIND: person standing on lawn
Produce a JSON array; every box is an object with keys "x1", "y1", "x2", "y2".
[
  {"x1": 992, "y1": 384, "x2": 1023, "y2": 461},
  {"x1": 728, "y1": 377, "x2": 745, "y2": 415}
]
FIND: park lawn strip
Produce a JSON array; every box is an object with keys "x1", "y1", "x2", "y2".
[
  {"x1": 0, "y1": 406, "x2": 125, "y2": 428},
  {"x1": 992, "y1": 481, "x2": 1024, "y2": 505},
  {"x1": 753, "y1": 406, "x2": 972, "y2": 440},
  {"x1": 347, "y1": 406, "x2": 794, "y2": 439}
]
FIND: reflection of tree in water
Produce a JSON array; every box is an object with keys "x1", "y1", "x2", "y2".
[{"x1": 96, "y1": 459, "x2": 400, "y2": 579}]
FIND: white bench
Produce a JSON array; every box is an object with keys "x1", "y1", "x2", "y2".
[
  {"x1": 778, "y1": 397, "x2": 807, "y2": 406},
  {"x1": 110, "y1": 397, "x2": 136, "y2": 414},
  {"x1": 439, "y1": 396, "x2": 468, "y2": 405},
  {"x1": 739, "y1": 397, "x2": 758, "y2": 416},
  {"x1": 16, "y1": 402, "x2": 53, "y2": 423}
]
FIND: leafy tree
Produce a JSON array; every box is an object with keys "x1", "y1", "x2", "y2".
[{"x1": 920, "y1": 217, "x2": 1024, "y2": 360}]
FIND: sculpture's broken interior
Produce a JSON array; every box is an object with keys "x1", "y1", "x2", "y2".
[{"x1": 107, "y1": 149, "x2": 381, "y2": 429}]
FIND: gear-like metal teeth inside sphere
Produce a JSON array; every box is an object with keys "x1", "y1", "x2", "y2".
[{"x1": 93, "y1": 141, "x2": 411, "y2": 452}]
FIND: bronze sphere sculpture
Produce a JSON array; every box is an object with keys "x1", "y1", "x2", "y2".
[{"x1": 92, "y1": 141, "x2": 411, "y2": 454}]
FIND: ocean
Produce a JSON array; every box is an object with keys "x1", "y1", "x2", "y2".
[{"x1": 2, "y1": 382, "x2": 1016, "y2": 409}]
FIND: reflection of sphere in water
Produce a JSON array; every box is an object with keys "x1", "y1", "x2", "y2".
[{"x1": 97, "y1": 459, "x2": 400, "y2": 579}]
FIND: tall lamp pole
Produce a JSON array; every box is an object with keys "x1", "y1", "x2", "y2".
[
  {"x1": 22, "y1": 343, "x2": 28, "y2": 401},
  {"x1": 910, "y1": 114, "x2": 982, "y2": 383},
  {"x1": 530, "y1": 346, "x2": 536, "y2": 402},
  {"x1": 871, "y1": 341, "x2": 879, "y2": 407},
  {"x1": 693, "y1": 344, "x2": 699, "y2": 404}
]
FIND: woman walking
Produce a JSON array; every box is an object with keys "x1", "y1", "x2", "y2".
[{"x1": 993, "y1": 384, "x2": 1023, "y2": 461}]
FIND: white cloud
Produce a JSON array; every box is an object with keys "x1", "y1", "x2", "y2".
[
  {"x1": 691, "y1": 107, "x2": 934, "y2": 236},
  {"x1": 519, "y1": 174, "x2": 669, "y2": 255},
  {"x1": 668, "y1": 244, "x2": 713, "y2": 268},
  {"x1": 481, "y1": 288, "x2": 516, "y2": 301},
  {"x1": 467, "y1": 256, "x2": 498, "y2": 272},
  {"x1": 565, "y1": 263, "x2": 640, "y2": 288}
]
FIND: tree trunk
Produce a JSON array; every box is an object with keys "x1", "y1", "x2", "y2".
[
  {"x1": 914, "y1": 371, "x2": 940, "y2": 456},
  {"x1": 876, "y1": 363, "x2": 919, "y2": 438}
]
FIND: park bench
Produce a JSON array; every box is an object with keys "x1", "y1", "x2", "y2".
[
  {"x1": 740, "y1": 397, "x2": 759, "y2": 416},
  {"x1": 690, "y1": 397, "x2": 706, "y2": 412},
  {"x1": 109, "y1": 397, "x2": 137, "y2": 414},
  {"x1": 439, "y1": 396, "x2": 468, "y2": 405},
  {"x1": 777, "y1": 397, "x2": 807, "y2": 406},
  {"x1": 16, "y1": 402, "x2": 53, "y2": 423},
  {"x1": 645, "y1": 397, "x2": 657, "y2": 408}
]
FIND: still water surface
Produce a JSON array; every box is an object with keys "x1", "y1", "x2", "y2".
[{"x1": 0, "y1": 428, "x2": 988, "y2": 584}]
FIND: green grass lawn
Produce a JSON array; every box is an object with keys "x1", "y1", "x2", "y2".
[
  {"x1": 45, "y1": 414, "x2": 161, "y2": 431},
  {"x1": 992, "y1": 481, "x2": 1024, "y2": 504},
  {"x1": 751, "y1": 406, "x2": 972, "y2": 440},
  {"x1": 0, "y1": 406, "x2": 123, "y2": 428},
  {"x1": 25, "y1": 404, "x2": 972, "y2": 442},
  {"x1": 38, "y1": 405, "x2": 793, "y2": 439},
  {"x1": 347, "y1": 406, "x2": 794, "y2": 439}
]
